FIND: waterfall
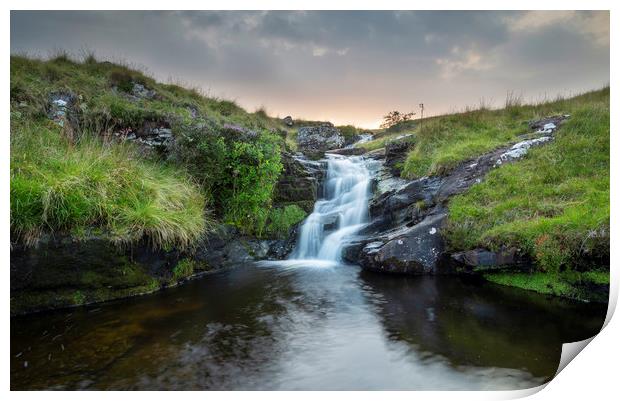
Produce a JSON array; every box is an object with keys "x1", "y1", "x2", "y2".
[{"x1": 291, "y1": 154, "x2": 372, "y2": 262}]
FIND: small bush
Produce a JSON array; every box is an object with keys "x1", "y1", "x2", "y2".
[
  {"x1": 213, "y1": 99, "x2": 239, "y2": 116},
  {"x1": 254, "y1": 106, "x2": 269, "y2": 119},
  {"x1": 337, "y1": 125, "x2": 358, "y2": 142},
  {"x1": 171, "y1": 122, "x2": 283, "y2": 236}
]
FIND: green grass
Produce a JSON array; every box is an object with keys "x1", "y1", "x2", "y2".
[
  {"x1": 399, "y1": 88, "x2": 609, "y2": 179},
  {"x1": 172, "y1": 259, "x2": 195, "y2": 282},
  {"x1": 11, "y1": 119, "x2": 208, "y2": 249},
  {"x1": 10, "y1": 53, "x2": 302, "y2": 245},
  {"x1": 10, "y1": 54, "x2": 288, "y2": 136},
  {"x1": 336, "y1": 125, "x2": 359, "y2": 143},
  {"x1": 265, "y1": 205, "x2": 307, "y2": 238},
  {"x1": 484, "y1": 271, "x2": 609, "y2": 302},
  {"x1": 445, "y1": 88, "x2": 609, "y2": 275}
]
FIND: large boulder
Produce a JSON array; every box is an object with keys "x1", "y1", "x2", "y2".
[
  {"x1": 360, "y1": 212, "x2": 447, "y2": 275},
  {"x1": 297, "y1": 124, "x2": 345, "y2": 158},
  {"x1": 369, "y1": 176, "x2": 441, "y2": 230}
]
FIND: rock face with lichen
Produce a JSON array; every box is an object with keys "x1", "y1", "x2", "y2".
[
  {"x1": 297, "y1": 123, "x2": 345, "y2": 158},
  {"x1": 273, "y1": 152, "x2": 325, "y2": 213}
]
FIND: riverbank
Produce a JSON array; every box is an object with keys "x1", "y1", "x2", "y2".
[
  {"x1": 10, "y1": 54, "x2": 609, "y2": 312},
  {"x1": 10, "y1": 262, "x2": 607, "y2": 390},
  {"x1": 10, "y1": 54, "x2": 326, "y2": 314}
]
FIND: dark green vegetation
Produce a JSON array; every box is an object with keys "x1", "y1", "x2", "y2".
[
  {"x1": 365, "y1": 88, "x2": 610, "y2": 299},
  {"x1": 170, "y1": 122, "x2": 284, "y2": 235},
  {"x1": 10, "y1": 54, "x2": 305, "y2": 248}
]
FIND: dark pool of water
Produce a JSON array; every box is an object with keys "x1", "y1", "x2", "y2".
[{"x1": 10, "y1": 261, "x2": 606, "y2": 390}]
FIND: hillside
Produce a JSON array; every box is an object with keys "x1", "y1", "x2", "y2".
[
  {"x1": 359, "y1": 88, "x2": 610, "y2": 300},
  {"x1": 10, "y1": 54, "x2": 311, "y2": 249}
]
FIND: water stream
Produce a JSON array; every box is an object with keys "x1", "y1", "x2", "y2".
[
  {"x1": 10, "y1": 151, "x2": 607, "y2": 390},
  {"x1": 293, "y1": 154, "x2": 372, "y2": 261}
]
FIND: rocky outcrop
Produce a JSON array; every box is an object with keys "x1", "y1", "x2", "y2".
[
  {"x1": 113, "y1": 121, "x2": 174, "y2": 150},
  {"x1": 326, "y1": 147, "x2": 366, "y2": 156},
  {"x1": 129, "y1": 82, "x2": 157, "y2": 100},
  {"x1": 297, "y1": 123, "x2": 345, "y2": 158},
  {"x1": 47, "y1": 91, "x2": 81, "y2": 131},
  {"x1": 273, "y1": 152, "x2": 325, "y2": 212},
  {"x1": 282, "y1": 116, "x2": 294, "y2": 126},
  {"x1": 10, "y1": 234, "x2": 188, "y2": 315},
  {"x1": 360, "y1": 212, "x2": 446, "y2": 274},
  {"x1": 529, "y1": 114, "x2": 570, "y2": 133}
]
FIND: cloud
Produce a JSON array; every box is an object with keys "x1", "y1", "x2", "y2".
[
  {"x1": 10, "y1": 10, "x2": 610, "y2": 128},
  {"x1": 506, "y1": 10, "x2": 609, "y2": 46},
  {"x1": 436, "y1": 46, "x2": 494, "y2": 79}
]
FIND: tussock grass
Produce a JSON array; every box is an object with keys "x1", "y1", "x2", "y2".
[{"x1": 11, "y1": 120, "x2": 208, "y2": 249}]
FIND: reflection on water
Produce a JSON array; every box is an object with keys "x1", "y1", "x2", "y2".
[{"x1": 11, "y1": 262, "x2": 606, "y2": 390}]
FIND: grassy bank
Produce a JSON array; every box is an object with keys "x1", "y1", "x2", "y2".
[
  {"x1": 10, "y1": 54, "x2": 307, "y2": 246},
  {"x1": 444, "y1": 88, "x2": 609, "y2": 281},
  {"x1": 11, "y1": 118, "x2": 208, "y2": 249},
  {"x1": 363, "y1": 88, "x2": 609, "y2": 299}
]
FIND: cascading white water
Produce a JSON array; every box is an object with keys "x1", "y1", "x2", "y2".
[{"x1": 291, "y1": 154, "x2": 372, "y2": 262}]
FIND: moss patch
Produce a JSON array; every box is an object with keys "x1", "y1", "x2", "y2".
[{"x1": 484, "y1": 271, "x2": 609, "y2": 303}]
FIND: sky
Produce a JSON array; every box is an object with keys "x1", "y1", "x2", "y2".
[{"x1": 10, "y1": 10, "x2": 610, "y2": 128}]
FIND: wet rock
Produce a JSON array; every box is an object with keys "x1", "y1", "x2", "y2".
[
  {"x1": 342, "y1": 240, "x2": 366, "y2": 264},
  {"x1": 322, "y1": 213, "x2": 340, "y2": 231},
  {"x1": 384, "y1": 137, "x2": 414, "y2": 176},
  {"x1": 360, "y1": 212, "x2": 446, "y2": 275},
  {"x1": 353, "y1": 133, "x2": 374, "y2": 145},
  {"x1": 297, "y1": 124, "x2": 345, "y2": 158},
  {"x1": 282, "y1": 116, "x2": 294, "y2": 126},
  {"x1": 114, "y1": 121, "x2": 176, "y2": 151},
  {"x1": 448, "y1": 247, "x2": 529, "y2": 272},
  {"x1": 273, "y1": 152, "x2": 326, "y2": 213},
  {"x1": 494, "y1": 136, "x2": 553, "y2": 166},
  {"x1": 10, "y1": 234, "x2": 182, "y2": 315},
  {"x1": 351, "y1": 115, "x2": 570, "y2": 277},
  {"x1": 369, "y1": 177, "x2": 441, "y2": 228},
  {"x1": 267, "y1": 223, "x2": 301, "y2": 259},
  {"x1": 326, "y1": 147, "x2": 366, "y2": 156},
  {"x1": 528, "y1": 115, "x2": 569, "y2": 132}
]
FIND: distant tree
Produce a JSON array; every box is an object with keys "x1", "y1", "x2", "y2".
[{"x1": 380, "y1": 110, "x2": 416, "y2": 129}]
